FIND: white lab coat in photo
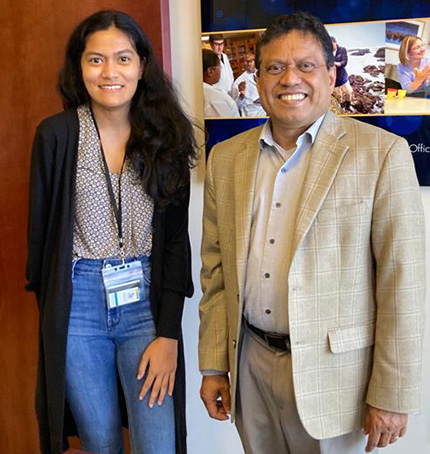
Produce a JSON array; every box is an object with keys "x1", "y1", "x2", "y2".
[
  {"x1": 203, "y1": 82, "x2": 240, "y2": 117},
  {"x1": 212, "y1": 52, "x2": 234, "y2": 96}
]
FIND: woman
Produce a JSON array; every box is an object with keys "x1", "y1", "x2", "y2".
[
  {"x1": 26, "y1": 10, "x2": 197, "y2": 454},
  {"x1": 397, "y1": 35, "x2": 430, "y2": 94}
]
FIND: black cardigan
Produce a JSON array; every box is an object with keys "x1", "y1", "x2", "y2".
[{"x1": 26, "y1": 109, "x2": 193, "y2": 454}]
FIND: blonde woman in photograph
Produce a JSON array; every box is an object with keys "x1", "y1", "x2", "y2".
[{"x1": 397, "y1": 35, "x2": 430, "y2": 94}]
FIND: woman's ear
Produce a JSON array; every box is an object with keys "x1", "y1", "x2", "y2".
[{"x1": 139, "y1": 57, "x2": 146, "y2": 80}]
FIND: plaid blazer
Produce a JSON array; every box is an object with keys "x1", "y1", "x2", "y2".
[{"x1": 199, "y1": 111, "x2": 426, "y2": 439}]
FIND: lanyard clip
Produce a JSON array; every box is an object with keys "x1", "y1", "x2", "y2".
[{"x1": 119, "y1": 237, "x2": 126, "y2": 261}]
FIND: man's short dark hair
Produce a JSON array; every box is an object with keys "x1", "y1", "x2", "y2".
[
  {"x1": 256, "y1": 11, "x2": 335, "y2": 70},
  {"x1": 209, "y1": 34, "x2": 225, "y2": 44},
  {"x1": 203, "y1": 49, "x2": 220, "y2": 72}
]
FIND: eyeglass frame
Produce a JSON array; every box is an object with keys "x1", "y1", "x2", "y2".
[
  {"x1": 258, "y1": 61, "x2": 330, "y2": 77},
  {"x1": 410, "y1": 41, "x2": 426, "y2": 51}
]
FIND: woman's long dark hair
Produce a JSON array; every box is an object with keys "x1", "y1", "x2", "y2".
[{"x1": 59, "y1": 10, "x2": 197, "y2": 206}]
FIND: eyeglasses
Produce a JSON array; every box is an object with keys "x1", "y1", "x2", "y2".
[
  {"x1": 411, "y1": 43, "x2": 425, "y2": 51},
  {"x1": 212, "y1": 41, "x2": 225, "y2": 47},
  {"x1": 260, "y1": 62, "x2": 327, "y2": 76}
]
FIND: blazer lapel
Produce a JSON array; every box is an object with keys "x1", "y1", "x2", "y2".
[
  {"x1": 292, "y1": 111, "x2": 350, "y2": 255},
  {"x1": 234, "y1": 129, "x2": 261, "y2": 296}
]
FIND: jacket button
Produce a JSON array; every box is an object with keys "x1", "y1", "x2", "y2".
[{"x1": 233, "y1": 339, "x2": 237, "y2": 348}]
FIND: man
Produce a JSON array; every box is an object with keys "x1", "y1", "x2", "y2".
[
  {"x1": 199, "y1": 12, "x2": 425, "y2": 454},
  {"x1": 202, "y1": 49, "x2": 240, "y2": 117},
  {"x1": 232, "y1": 53, "x2": 267, "y2": 117},
  {"x1": 209, "y1": 34, "x2": 235, "y2": 96},
  {"x1": 331, "y1": 36, "x2": 353, "y2": 103}
]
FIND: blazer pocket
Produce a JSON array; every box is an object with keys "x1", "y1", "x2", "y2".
[
  {"x1": 316, "y1": 200, "x2": 369, "y2": 224},
  {"x1": 328, "y1": 321, "x2": 375, "y2": 354}
]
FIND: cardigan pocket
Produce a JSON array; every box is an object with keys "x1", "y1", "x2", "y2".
[{"x1": 328, "y1": 321, "x2": 375, "y2": 354}]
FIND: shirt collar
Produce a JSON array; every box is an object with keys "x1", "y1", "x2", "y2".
[{"x1": 258, "y1": 113, "x2": 326, "y2": 152}]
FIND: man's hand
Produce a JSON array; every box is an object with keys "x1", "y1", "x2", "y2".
[
  {"x1": 238, "y1": 81, "x2": 246, "y2": 98},
  {"x1": 200, "y1": 374, "x2": 231, "y2": 421},
  {"x1": 364, "y1": 404, "x2": 407, "y2": 452}
]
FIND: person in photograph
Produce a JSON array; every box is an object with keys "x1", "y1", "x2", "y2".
[
  {"x1": 232, "y1": 53, "x2": 267, "y2": 116},
  {"x1": 331, "y1": 36, "x2": 353, "y2": 102},
  {"x1": 397, "y1": 35, "x2": 430, "y2": 94},
  {"x1": 199, "y1": 11, "x2": 425, "y2": 454},
  {"x1": 209, "y1": 34, "x2": 235, "y2": 96},
  {"x1": 203, "y1": 49, "x2": 240, "y2": 117},
  {"x1": 26, "y1": 10, "x2": 196, "y2": 454}
]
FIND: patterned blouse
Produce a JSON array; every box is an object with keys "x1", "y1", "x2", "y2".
[{"x1": 73, "y1": 104, "x2": 153, "y2": 259}]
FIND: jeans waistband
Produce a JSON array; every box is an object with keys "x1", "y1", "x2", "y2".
[{"x1": 72, "y1": 256, "x2": 151, "y2": 273}]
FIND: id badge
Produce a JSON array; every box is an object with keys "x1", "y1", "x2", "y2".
[{"x1": 102, "y1": 260, "x2": 144, "y2": 309}]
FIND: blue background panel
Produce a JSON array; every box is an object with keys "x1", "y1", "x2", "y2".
[
  {"x1": 202, "y1": 0, "x2": 430, "y2": 32},
  {"x1": 205, "y1": 116, "x2": 430, "y2": 186}
]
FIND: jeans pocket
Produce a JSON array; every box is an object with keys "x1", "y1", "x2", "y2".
[
  {"x1": 141, "y1": 260, "x2": 152, "y2": 286},
  {"x1": 71, "y1": 259, "x2": 79, "y2": 280}
]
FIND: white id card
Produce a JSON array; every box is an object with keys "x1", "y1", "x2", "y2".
[{"x1": 102, "y1": 260, "x2": 145, "y2": 309}]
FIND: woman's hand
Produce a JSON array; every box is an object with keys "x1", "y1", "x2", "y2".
[
  {"x1": 137, "y1": 336, "x2": 178, "y2": 407},
  {"x1": 412, "y1": 64, "x2": 430, "y2": 89}
]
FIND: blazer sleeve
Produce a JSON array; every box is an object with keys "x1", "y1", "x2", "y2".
[
  {"x1": 25, "y1": 121, "x2": 55, "y2": 303},
  {"x1": 156, "y1": 184, "x2": 194, "y2": 338},
  {"x1": 198, "y1": 148, "x2": 230, "y2": 372},
  {"x1": 366, "y1": 137, "x2": 426, "y2": 413}
]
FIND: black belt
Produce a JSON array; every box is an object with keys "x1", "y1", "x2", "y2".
[{"x1": 246, "y1": 321, "x2": 291, "y2": 351}]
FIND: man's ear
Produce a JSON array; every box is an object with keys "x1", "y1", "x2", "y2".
[{"x1": 328, "y1": 65, "x2": 336, "y2": 92}]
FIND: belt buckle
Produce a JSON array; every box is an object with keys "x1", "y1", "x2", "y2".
[{"x1": 263, "y1": 332, "x2": 290, "y2": 351}]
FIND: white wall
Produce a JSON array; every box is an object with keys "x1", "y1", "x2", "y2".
[
  {"x1": 168, "y1": 1, "x2": 244, "y2": 452},
  {"x1": 168, "y1": 1, "x2": 430, "y2": 452}
]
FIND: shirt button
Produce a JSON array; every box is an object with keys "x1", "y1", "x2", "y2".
[
  {"x1": 275, "y1": 202, "x2": 281, "y2": 208},
  {"x1": 264, "y1": 273, "x2": 270, "y2": 279},
  {"x1": 281, "y1": 168, "x2": 287, "y2": 174},
  {"x1": 269, "y1": 238, "x2": 275, "y2": 244},
  {"x1": 265, "y1": 309, "x2": 271, "y2": 314}
]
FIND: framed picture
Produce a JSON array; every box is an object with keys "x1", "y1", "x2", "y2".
[{"x1": 385, "y1": 20, "x2": 425, "y2": 49}]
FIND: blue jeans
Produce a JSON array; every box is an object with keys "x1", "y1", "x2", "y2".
[{"x1": 65, "y1": 257, "x2": 175, "y2": 454}]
